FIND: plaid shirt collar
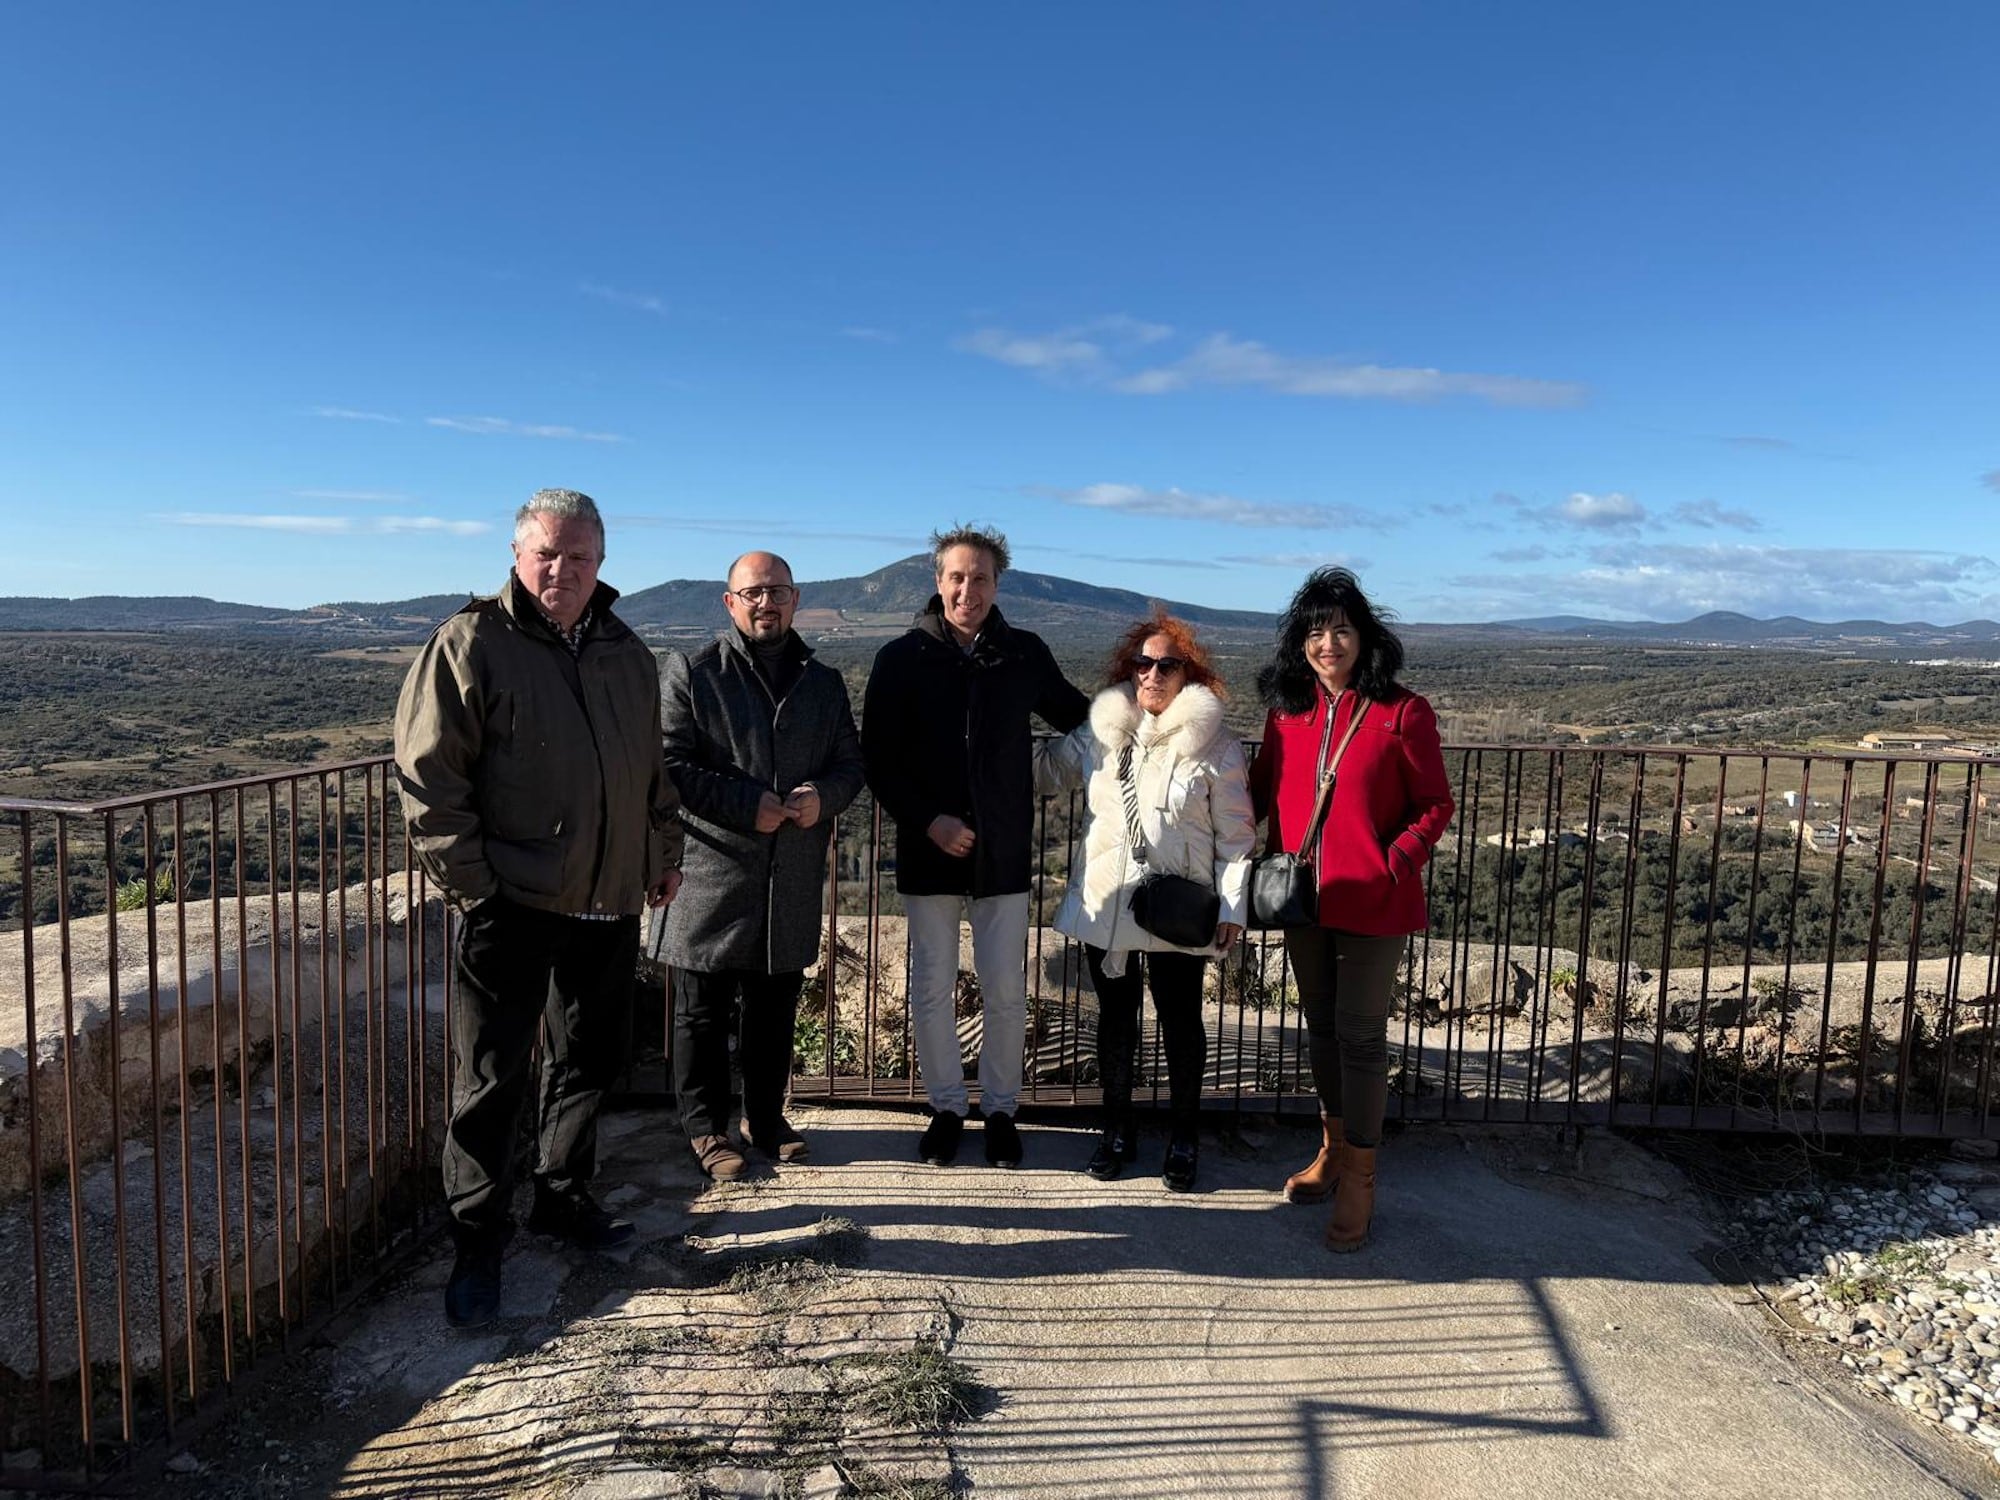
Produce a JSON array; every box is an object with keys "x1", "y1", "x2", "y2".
[{"x1": 535, "y1": 602, "x2": 594, "y2": 654}]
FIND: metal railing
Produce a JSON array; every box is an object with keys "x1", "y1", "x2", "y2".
[
  {"x1": 1, "y1": 761, "x2": 448, "y2": 1489},
  {"x1": 3, "y1": 742, "x2": 1999, "y2": 1485},
  {"x1": 794, "y1": 744, "x2": 2000, "y2": 1136}
]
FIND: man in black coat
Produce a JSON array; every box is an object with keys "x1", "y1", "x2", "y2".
[
  {"x1": 660, "y1": 551, "x2": 865, "y2": 1180},
  {"x1": 862, "y1": 526, "x2": 1088, "y2": 1167}
]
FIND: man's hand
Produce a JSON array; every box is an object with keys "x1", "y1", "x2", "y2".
[
  {"x1": 647, "y1": 870, "x2": 684, "y2": 908},
  {"x1": 783, "y1": 785, "x2": 822, "y2": 829},
  {"x1": 1214, "y1": 921, "x2": 1244, "y2": 953},
  {"x1": 754, "y1": 790, "x2": 791, "y2": 833},
  {"x1": 927, "y1": 814, "x2": 976, "y2": 858}
]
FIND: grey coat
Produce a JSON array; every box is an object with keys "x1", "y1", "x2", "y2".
[{"x1": 659, "y1": 629, "x2": 865, "y2": 973}]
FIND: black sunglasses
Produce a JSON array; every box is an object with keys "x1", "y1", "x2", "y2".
[{"x1": 1130, "y1": 654, "x2": 1186, "y2": 677}]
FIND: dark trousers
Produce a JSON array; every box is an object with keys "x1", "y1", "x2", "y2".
[
  {"x1": 1084, "y1": 946, "x2": 1209, "y2": 1129},
  {"x1": 671, "y1": 967, "x2": 805, "y2": 1142},
  {"x1": 445, "y1": 898, "x2": 639, "y2": 1241},
  {"x1": 1285, "y1": 927, "x2": 1404, "y2": 1148}
]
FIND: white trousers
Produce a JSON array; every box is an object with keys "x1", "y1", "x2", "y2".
[{"x1": 904, "y1": 891, "x2": 1030, "y2": 1117}]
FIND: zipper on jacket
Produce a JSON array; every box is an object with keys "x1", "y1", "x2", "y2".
[{"x1": 1311, "y1": 689, "x2": 1341, "y2": 891}]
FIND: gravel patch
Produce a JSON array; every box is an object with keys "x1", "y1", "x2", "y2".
[{"x1": 1721, "y1": 1138, "x2": 2000, "y2": 1474}]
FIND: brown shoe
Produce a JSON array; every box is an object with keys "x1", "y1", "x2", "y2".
[
  {"x1": 741, "y1": 1117, "x2": 810, "y2": 1164},
  {"x1": 1283, "y1": 1112, "x2": 1343, "y2": 1204},
  {"x1": 1325, "y1": 1144, "x2": 1377, "y2": 1253},
  {"x1": 691, "y1": 1134, "x2": 748, "y2": 1182}
]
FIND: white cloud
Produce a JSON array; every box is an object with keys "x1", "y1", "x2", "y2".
[
  {"x1": 579, "y1": 281, "x2": 668, "y2": 316},
  {"x1": 1112, "y1": 333, "x2": 1589, "y2": 409},
  {"x1": 162, "y1": 513, "x2": 490, "y2": 538},
  {"x1": 1558, "y1": 492, "x2": 1647, "y2": 531},
  {"x1": 613, "y1": 515, "x2": 925, "y2": 547},
  {"x1": 1670, "y1": 498, "x2": 1761, "y2": 531},
  {"x1": 955, "y1": 315, "x2": 1175, "y2": 382},
  {"x1": 1491, "y1": 491, "x2": 1758, "y2": 537},
  {"x1": 1016, "y1": 545, "x2": 1226, "y2": 571},
  {"x1": 289, "y1": 489, "x2": 412, "y2": 503},
  {"x1": 426, "y1": 415, "x2": 627, "y2": 443},
  {"x1": 955, "y1": 327, "x2": 1110, "y2": 378},
  {"x1": 1490, "y1": 545, "x2": 1554, "y2": 563},
  {"x1": 311, "y1": 406, "x2": 400, "y2": 423},
  {"x1": 1034, "y1": 482, "x2": 1384, "y2": 531},
  {"x1": 378, "y1": 517, "x2": 491, "y2": 536},
  {"x1": 1219, "y1": 552, "x2": 1369, "y2": 570},
  {"x1": 1083, "y1": 314, "x2": 1174, "y2": 345},
  {"x1": 1448, "y1": 544, "x2": 2000, "y2": 621},
  {"x1": 961, "y1": 320, "x2": 1584, "y2": 409},
  {"x1": 166, "y1": 513, "x2": 353, "y2": 534}
]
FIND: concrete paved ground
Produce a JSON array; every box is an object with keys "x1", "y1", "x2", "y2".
[
  {"x1": 717, "y1": 1109, "x2": 1973, "y2": 1500},
  {"x1": 159, "y1": 1104, "x2": 1991, "y2": 1499}
]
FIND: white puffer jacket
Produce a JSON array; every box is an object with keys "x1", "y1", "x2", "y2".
[{"x1": 1037, "y1": 681, "x2": 1256, "y2": 962}]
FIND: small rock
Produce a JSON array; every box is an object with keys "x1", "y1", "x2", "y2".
[
  {"x1": 1951, "y1": 1139, "x2": 1999, "y2": 1161},
  {"x1": 796, "y1": 1465, "x2": 850, "y2": 1500}
]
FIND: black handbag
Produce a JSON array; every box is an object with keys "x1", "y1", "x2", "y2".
[
  {"x1": 1116, "y1": 742, "x2": 1221, "y2": 949},
  {"x1": 1249, "y1": 695, "x2": 1370, "y2": 929}
]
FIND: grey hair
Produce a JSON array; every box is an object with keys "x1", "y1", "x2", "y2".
[
  {"x1": 514, "y1": 489, "x2": 606, "y2": 559},
  {"x1": 930, "y1": 523, "x2": 1010, "y2": 578}
]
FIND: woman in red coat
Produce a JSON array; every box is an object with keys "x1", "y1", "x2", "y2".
[{"x1": 1247, "y1": 568, "x2": 1454, "y2": 1251}]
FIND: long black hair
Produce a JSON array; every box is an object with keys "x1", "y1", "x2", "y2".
[{"x1": 1255, "y1": 566, "x2": 1405, "y2": 713}]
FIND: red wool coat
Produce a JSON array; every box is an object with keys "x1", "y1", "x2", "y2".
[{"x1": 1248, "y1": 686, "x2": 1456, "y2": 937}]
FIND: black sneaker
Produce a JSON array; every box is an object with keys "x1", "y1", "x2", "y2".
[
  {"x1": 526, "y1": 1188, "x2": 635, "y2": 1250},
  {"x1": 984, "y1": 1111, "x2": 1023, "y2": 1169},
  {"x1": 444, "y1": 1238, "x2": 504, "y2": 1329},
  {"x1": 919, "y1": 1110, "x2": 963, "y2": 1166},
  {"x1": 1162, "y1": 1132, "x2": 1199, "y2": 1194}
]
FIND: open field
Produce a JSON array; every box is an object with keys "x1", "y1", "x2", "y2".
[{"x1": 6, "y1": 625, "x2": 2000, "y2": 803}]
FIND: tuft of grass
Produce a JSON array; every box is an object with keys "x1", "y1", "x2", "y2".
[
  {"x1": 618, "y1": 1429, "x2": 730, "y2": 1472},
  {"x1": 769, "y1": 1391, "x2": 844, "y2": 1454},
  {"x1": 842, "y1": 1469, "x2": 956, "y2": 1500},
  {"x1": 728, "y1": 1256, "x2": 832, "y2": 1309},
  {"x1": 1820, "y1": 1271, "x2": 1887, "y2": 1305},
  {"x1": 847, "y1": 1347, "x2": 978, "y2": 1430},
  {"x1": 809, "y1": 1214, "x2": 868, "y2": 1266}
]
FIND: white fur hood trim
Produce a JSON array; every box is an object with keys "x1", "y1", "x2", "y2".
[{"x1": 1087, "y1": 681, "x2": 1228, "y2": 760}]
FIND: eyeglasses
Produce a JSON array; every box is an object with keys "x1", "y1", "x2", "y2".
[
  {"x1": 729, "y1": 585, "x2": 797, "y2": 606},
  {"x1": 1130, "y1": 654, "x2": 1186, "y2": 677}
]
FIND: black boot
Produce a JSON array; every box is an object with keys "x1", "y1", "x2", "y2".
[
  {"x1": 1086, "y1": 1119, "x2": 1139, "y2": 1180},
  {"x1": 1162, "y1": 1128, "x2": 1199, "y2": 1193},
  {"x1": 444, "y1": 1226, "x2": 509, "y2": 1329}
]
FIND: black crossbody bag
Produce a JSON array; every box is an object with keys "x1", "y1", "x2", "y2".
[
  {"x1": 1249, "y1": 694, "x2": 1369, "y2": 929},
  {"x1": 1116, "y1": 741, "x2": 1221, "y2": 949}
]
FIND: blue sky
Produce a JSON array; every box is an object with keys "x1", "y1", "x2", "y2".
[{"x1": 4, "y1": 2, "x2": 1996, "y2": 622}]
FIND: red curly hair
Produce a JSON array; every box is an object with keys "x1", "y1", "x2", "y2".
[{"x1": 1102, "y1": 609, "x2": 1224, "y2": 695}]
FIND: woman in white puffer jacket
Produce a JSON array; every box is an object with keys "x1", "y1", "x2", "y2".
[{"x1": 1038, "y1": 612, "x2": 1256, "y2": 1191}]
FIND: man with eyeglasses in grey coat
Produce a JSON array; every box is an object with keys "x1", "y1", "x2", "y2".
[{"x1": 658, "y1": 551, "x2": 865, "y2": 1180}]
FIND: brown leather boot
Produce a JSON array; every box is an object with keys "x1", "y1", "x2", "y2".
[
  {"x1": 1325, "y1": 1144, "x2": 1377, "y2": 1253},
  {"x1": 1283, "y1": 1112, "x2": 1344, "y2": 1204}
]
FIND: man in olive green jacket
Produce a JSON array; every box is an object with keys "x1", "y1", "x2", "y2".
[{"x1": 394, "y1": 488, "x2": 683, "y2": 1329}]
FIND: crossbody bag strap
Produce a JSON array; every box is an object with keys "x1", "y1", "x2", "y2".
[
  {"x1": 1116, "y1": 742, "x2": 1150, "y2": 866},
  {"x1": 1296, "y1": 694, "x2": 1370, "y2": 863}
]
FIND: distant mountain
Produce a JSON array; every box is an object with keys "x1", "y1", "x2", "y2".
[
  {"x1": 1490, "y1": 609, "x2": 2000, "y2": 649},
  {"x1": 6, "y1": 561, "x2": 2000, "y2": 654},
  {"x1": 0, "y1": 595, "x2": 295, "y2": 630},
  {"x1": 621, "y1": 555, "x2": 1274, "y2": 634}
]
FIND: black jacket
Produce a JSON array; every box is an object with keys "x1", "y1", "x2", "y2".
[
  {"x1": 659, "y1": 628, "x2": 865, "y2": 973},
  {"x1": 862, "y1": 599, "x2": 1088, "y2": 897}
]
